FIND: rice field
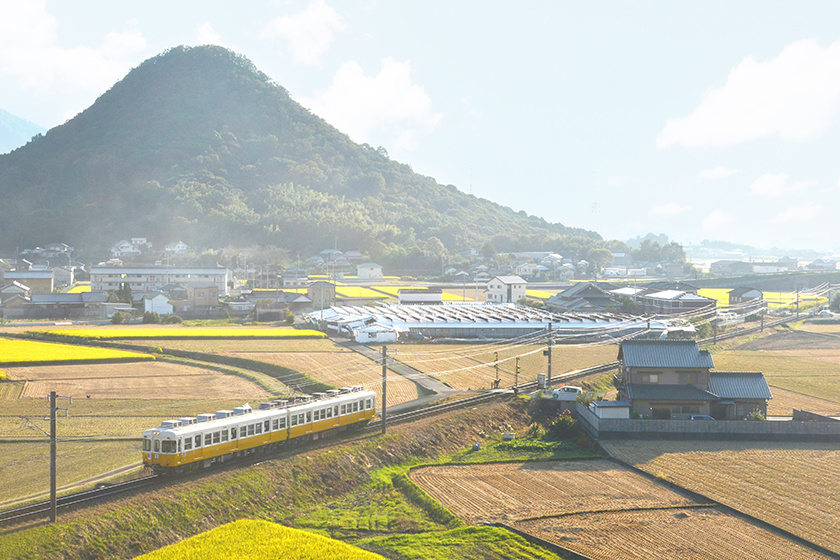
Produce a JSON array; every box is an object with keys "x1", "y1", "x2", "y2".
[
  {"x1": 516, "y1": 508, "x2": 834, "y2": 560},
  {"x1": 525, "y1": 289, "x2": 557, "y2": 300},
  {"x1": 65, "y1": 283, "x2": 91, "y2": 293},
  {"x1": 393, "y1": 343, "x2": 617, "y2": 391},
  {"x1": 2, "y1": 361, "x2": 274, "y2": 401},
  {"x1": 32, "y1": 326, "x2": 326, "y2": 340},
  {"x1": 697, "y1": 288, "x2": 827, "y2": 309},
  {"x1": 602, "y1": 440, "x2": 840, "y2": 555},
  {"x1": 335, "y1": 286, "x2": 389, "y2": 299},
  {"x1": 369, "y1": 285, "x2": 474, "y2": 302},
  {"x1": 136, "y1": 519, "x2": 388, "y2": 560},
  {"x1": 227, "y1": 351, "x2": 420, "y2": 407},
  {"x1": 0, "y1": 337, "x2": 154, "y2": 366}
]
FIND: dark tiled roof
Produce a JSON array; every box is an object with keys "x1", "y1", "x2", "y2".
[
  {"x1": 619, "y1": 340, "x2": 715, "y2": 369},
  {"x1": 709, "y1": 372, "x2": 773, "y2": 400},
  {"x1": 728, "y1": 287, "x2": 761, "y2": 297},
  {"x1": 625, "y1": 384, "x2": 717, "y2": 401}
]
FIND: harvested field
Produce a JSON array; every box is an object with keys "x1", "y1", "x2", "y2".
[
  {"x1": 230, "y1": 351, "x2": 420, "y2": 407},
  {"x1": 602, "y1": 440, "x2": 840, "y2": 555},
  {"x1": 737, "y1": 330, "x2": 840, "y2": 351},
  {"x1": 0, "y1": 440, "x2": 139, "y2": 504},
  {"x1": 395, "y1": 343, "x2": 617, "y2": 391},
  {"x1": 409, "y1": 460, "x2": 700, "y2": 524},
  {"x1": 117, "y1": 338, "x2": 348, "y2": 354},
  {"x1": 800, "y1": 323, "x2": 840, "y2": 335},
  {"x1": 768, "y1": 387, "x2": 840, "y2": 416},
  {"x1": 30, "y1": 326, "x2": 325, "y2": 340},
  {"x1": 516, "y1": 507, "x2": 834, "y2": 560},
  {"x1": 4, "y1": 361, "x2": 273, "y2": 400},
  {"x1": 712, "y1": 351, "x2": 840, "y2": 403}
]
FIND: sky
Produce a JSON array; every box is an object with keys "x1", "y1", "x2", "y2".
[{"x1": 0, "y1": 0, "x2": 838, "y2": 254}]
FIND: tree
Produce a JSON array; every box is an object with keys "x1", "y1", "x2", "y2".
[{"x1": 117, "y1": 282, "x2": 133, "y2": 304}]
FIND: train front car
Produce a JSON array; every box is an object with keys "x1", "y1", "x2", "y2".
[{"x1": 142, "y1": 422, "x2": 182, "y2": 472}]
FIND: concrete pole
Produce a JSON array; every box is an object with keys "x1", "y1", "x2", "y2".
[
  {"x1": 381, "y1": 346, "x2": 387, "y2": 435},
  {"x1": 547, "y1": 322, "x2": 553, "y2": 388},
  {"x1": 50, "y1": 391, "x2": 57, "y2": 523}
]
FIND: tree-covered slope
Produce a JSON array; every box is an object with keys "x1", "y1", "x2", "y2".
[{"x1": 0, "y1": 46, "x2": 599, "y2": 255}]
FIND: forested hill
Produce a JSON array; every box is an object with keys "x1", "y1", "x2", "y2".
[{"x1": 0, "y1": 45, "x2": 600, "y2": 256}]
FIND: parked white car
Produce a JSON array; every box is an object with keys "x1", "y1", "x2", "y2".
[{"x1": 551, "y1": 386, "x2": 582, "y2": 402}]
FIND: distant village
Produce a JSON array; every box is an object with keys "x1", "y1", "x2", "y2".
[{"x1": 0, "y1": 238, "x2": 835, "y2": 338}]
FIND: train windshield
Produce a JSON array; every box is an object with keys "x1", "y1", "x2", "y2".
[
  {"x1": 161, "y1": 440, "x2": 176, "y2": 453},
  {"x1": 142, "y1": 438, "x2": 151, "y2": 452}
]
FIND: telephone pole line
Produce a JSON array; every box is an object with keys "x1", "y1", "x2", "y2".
[{"x1": 381, "y1": 346, "x2": 387, "y2": 435}]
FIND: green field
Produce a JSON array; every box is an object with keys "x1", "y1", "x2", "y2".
[{"x1": 0, "y1": 337, "x2": 154, "y2": 366}]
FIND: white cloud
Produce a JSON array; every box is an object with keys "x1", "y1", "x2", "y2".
[
  {"x1": 702, "y1": 210, "x2": 733, "y2": 230},
  {"x1": 750, "y1": 173, "x2": 815, "y2": 197},
  {"x1": 259, "y1": 0, "x2": 343, "y2": 65},
  {"x1": 0, "y1": 0, "x2": 146, "y2": 93},
  {"x1": 649, "y1": 203, "x2": 690, "y2": 216},
  {"x1": 196, "y1": 22, "x2": 223, "y2": 46},
  {"x1": 657, "y1": 39, "x2": 840, "y2": 148},
  {"x1": 299, "y1": 58, "x2": 442, "y2": 150},
  {"x1": 774, "y1": 203, "x2": 825, "y2": 223},
  {"x1": 698, "y1": 166, "x2": 740, "y2": 180}
]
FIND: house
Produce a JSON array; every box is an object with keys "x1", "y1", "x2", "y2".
[
  {"x1": 615, "y1": 339, "x2": 771, "y2": 419},
  {"x1": 283, "y1": 269, "x2": 309, "y2": 288},
  {"x1": 728, "y1": 287, "x2": 763, "y2": 305},
  {"x1": 353, "y1": 322, "x2": 400, "y2": 344},
  {"x1": 23, "y1": 292, "x2": 108, "y2": 319},
  {"x1": 308, "y1": 281, "x2": 336, "y2": 312},
  {"x1": 357, "y1": 262, "x2": 383, "y2": 280},
  {"x1": 0, "y1": 293, "x2": 29, "y2": 318},
  {"x1": 1, "y1": 269, "x2": 54, "y2": 293},
  {"x1": 807, "y1": 258, "x2": 837, "y2": 271},
  {"x1": 52, "y1": 266, "x2": 76, "y2": 286},
  {"x1": 110, "y1": 240, "x2": 142, "y2": 258},
  {"x1": 710, "y1": 260, "x2": 754, "y2": 276},
  {"x1": 775, "y1": 256, "x2": 798, "y2": 270},
  {"x1": 164, "y1": 241, "x2": 189, "y2": 254},
  {"x1": 144, "y1": 292, "x2": 174, "y2": 315},
  {"x1": 89, "y1": 266, "x2": 229, "y2": 296},
  {"x1": 485, "y1": 275, "x2": 527, "y2": 303},
  {"x1": 635, "y1": 290, "x2": 716, "y2": 316},
  {"x1": 546, "y1": 282, "x2": 617, "y2": 312},
  {"x1": 515, "y1": 262, "x2": 540, "y2": 279}
]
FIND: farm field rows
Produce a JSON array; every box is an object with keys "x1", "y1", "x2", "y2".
[
  {"x1": 395, "y1": 343, "x2": 617, "y2": 391},
  {"x1": 228, "y1": 351, "x2": 420, "y2": 406},
  {"x1": 30, "y1": 326, "x2": 326, "y2": 339},
  {"x1": 602, "y1": 440, "x2": 840, "y2": 555},
  {"x1": 767, "y1": 386, "x2": 840, "y2": 416},
  {"x1": 0, "y1": 440, "x2": 140, "y2": 504},
  {"x1": 712, "y1": 351, "x2": 840, "y2": 404},
  {"x1": 116, "y1": 337, "x2": 346, "y2": 353},
  {"x1": 799, "y1": 323, "x2": 840, "y2": 335},
  {"x1": 2, "y1": 361, "x2": 273, "y2": 400},
  {"x1": 409, "y1": 460, "x2": 700, "y2": 524},
  {"x1": 0, "y1": 337, "x2": 153, "y2": 366},
  {"x1": 516, "y1": 507, "x2": 834, "y2": 560}
]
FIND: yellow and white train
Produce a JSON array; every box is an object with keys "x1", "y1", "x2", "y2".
[{"x1": 142, "y1": 386, "x2": 376, "y2": 473}]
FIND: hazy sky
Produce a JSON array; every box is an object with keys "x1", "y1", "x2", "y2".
[{"x1": 1, "y1": 1, "x2": 838, "y2": 252}]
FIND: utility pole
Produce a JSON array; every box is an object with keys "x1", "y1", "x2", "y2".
[
  {"x1": 381, "y1": 346, "x2": 387, "y2": 435},
  {"x1": 546, "y1": 322, "x2": 553, "y2": 389},
  {"x1": 514, "y1": 357, "x2": 520, "y2": 396},
  {"x1": 796, "y1": 287, "x2": 800, "y2": 318},
  {"x1": 494, "y1": 351, "x2": 499, "y2": 389},
  {"x1": 713, "y1": 319, "x2": 717, "y2": 345},
  {"x1": 49, "y1": 391, "x2": 72, "y2": 523}
]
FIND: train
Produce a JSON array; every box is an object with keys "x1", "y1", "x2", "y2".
[{"x1": 142, "y1": 386, "x2": 377, "y2": 473}]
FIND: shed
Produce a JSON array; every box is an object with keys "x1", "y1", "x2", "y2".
[{"x1": 589, "y1": 401, "x2": 631, "y2": 419}]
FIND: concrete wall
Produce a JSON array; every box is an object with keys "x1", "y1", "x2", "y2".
[{"x1": 576, "y1": 402, "x2": 840, "y2": 441}]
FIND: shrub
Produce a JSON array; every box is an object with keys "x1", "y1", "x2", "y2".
[
  {"x1": 283, "y1": 309, "x2": 295, "y2": 325},
  {"x1": 111, "y1": 311, "x2": 125, "y2": 325},
  {"x1": 745, "y1": 409, "x2": 766, "y2": 421},
  {"x1": 163, "y1": 314, "x2": 183, "y2": 324},
  {"x1": 546, "y1": 410, "x2": 583, "y2": 440},
  {"x1": 142, "y1": 311, "x2": 161, "y2": 324}
]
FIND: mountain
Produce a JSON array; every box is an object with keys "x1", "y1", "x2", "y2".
[
  {"x1": 0, "y1": 46, "x2": 600, "y2": 259},
  {"x1": 0, "y1": 109, "x2": 45, "y2": 155}
]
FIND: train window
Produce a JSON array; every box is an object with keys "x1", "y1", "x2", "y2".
[
  {"x1": 314, "y1": 410, "x2": 320, "y2": 421},
  {"x1": 326, "y1": 407, "x2": 332, "y2": 418},
  {"x1": 272, "y1": 419, "x2": 279, "y2": 430},
  {"x1": 205, "y1": 434, "x2": 212, "y2": 446},
  {"x1": 240, "y1": 426, "x2": 246, "y2": 438},
  {"x1": 213, "y1": 432, "x2": 220, "y2": 444},
  {"x1": 231, "y1": 428, "x2": 237, "y2": 439},
  {"x1": 143, "y1": 439, "x2": 151, "y2": 452},
  {"x1": 162, "y1": 441, "x2": 176, "y2": 453},
  {"x1": 195, "y1": 435, "x2": 201, "y2": 448},
  {"x1": 178, "y1": 440, "x2": 182, "y2": 452},
  {"x1": 366, "y1": 398, "x2": 372, "y2": 409},
  {"x1": 334, "y1": 406, "x2": 339, "y2": 417},
  {"x1": 255, "y1": 423, "x2": 262, "y2": 435},
  {"x1": 153, "y1": 440, "x2": 160, "y2": 452},
  {"x1": 248, "y1": 424, "x2": 255, "y2": 436},
  {"x1": 264, "y1": 420, "x2": 270, "y2": 432},
  {"x1": 306, "y1": 412, "x2": 311, "y2": 423},
  {"x1": 291, "y1": 415, "x2": 298, "y2": 426},
  {"x1": 184, "y1": 438, "x2": 192, "y2": 451},
  {"x1": 353, "y1": 402, "x2": 359, "y2": 412},
  {"x1": 299, "y1": 413, "x2": 305, "y2": 425},
  {"x1": 341, "y1": 404, "x2": 346, "y2": 415},
  {"x1": 221, "y1": 430, "x2": 229, "y2": 442},
  {"x1": 279, "y1": 417, "x2": 286, "y2": 429}
]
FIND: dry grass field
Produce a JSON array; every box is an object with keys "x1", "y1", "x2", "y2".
[
  {"x1": 602, "y1": 440, "x2": 840, "y2": 555},
  {"x1": 767, "y1": 386, "x2": 840, "y2": 416},
  {"x1": 409, "y1": 460, "x2": 701, "y2": 524},
  {"x1": 3, "y1": 361, "x2": 274, "y2": 400},
  {"x1": 799, "y1": 323, "x2": 840, "y2": 335},
  {"x1": 0, "y1": 440, "x2": 139, "y2": 505},
  {"x1": 228, "y1": 351, "x2": 419, "y2": 407},
  {"x1": 516, "y1": 507, "x2": 834, "y2": 560},
  {"x1": 117, "y1": 337, "x2": 348, "y2": 354},
  {"x1": 394, "y1": 344, "x2": 617, "y2": 391}
]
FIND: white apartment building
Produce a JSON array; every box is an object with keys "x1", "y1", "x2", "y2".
[{"x1": 89, "y1": 266, "x2": 229, "y2": 296}]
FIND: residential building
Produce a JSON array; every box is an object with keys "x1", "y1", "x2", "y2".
[
  {"x1": 110, "y1": 240, "x2": 143, "y2": 258},
  {"x1": 546, "y1": 282, "x2": 617, "y2": 312},
  {"x1": 615, "y1": 339, "x2": 771, "y2": 419},
  {"x1": 728, "y1": 287, "x2": 763, "y2": 306},
  {"x1": 356, "y1": 262, "x2": 383, "y2": 280},
  {"x1": 164, "y1": 241, "x2": 189, "y2": 254},
  {"x1": 515, "y1": 262, "x2": 540, "y2": 279},
  {"x1": 636, "y1": 290, "x2": 716, "y2": 316},
  {"x1": 485, "y1": 275, "x2": 527, "y2": 303},
  {"x1": 283, "y1": 268, "x2": 309, "y2": 288},
  {"x1": 144, "y1": 292, "x2": 174, "y2": 315},
  {"x1": 89, "y1": 266, "x2": 229, "y2": 296},
  {"x1": 1, "y1": 269, "x2": 54, "y2": 293},
  {"x1": 307, "y1": 281, "x2": 336, "y2": 313}
]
